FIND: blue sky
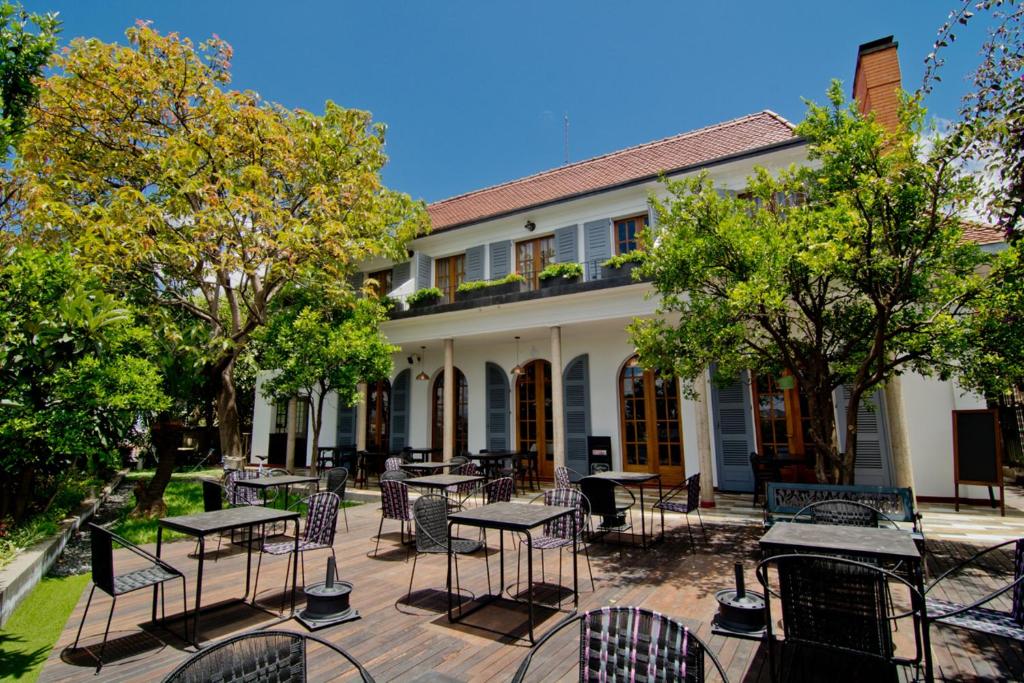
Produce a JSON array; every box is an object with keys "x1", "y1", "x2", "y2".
[{"x1": 23, "y1": 1, "x2": 992, "y2": 204}]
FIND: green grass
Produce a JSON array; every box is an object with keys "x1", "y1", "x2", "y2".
[
  {"x1": 110, "y1": 470, "x2": 219, "y2": 546},
  {"x1": 0, "y1": 573, "x2": 90, "y2": 682}
]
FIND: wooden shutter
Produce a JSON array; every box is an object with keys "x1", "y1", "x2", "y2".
[
  {"x1": 464, "y1": 244, "x2": 485, "y2": 282},
  {"x1": 485, "y1": 362, "x2": 510, "y2": 451},
  {"x1": 563, "y1": 354, "x2": 591, "y2": 474},
  {"x1": 393, "y1": 260, "x2": 412, "y2": 286},
  {"x1": 489, "y1": 240, "x2": 512, "y2": 279},
  {"x1": 711, "y1": 370, "x2": 756, "y2": 492},
  {"x1": 583, "y1": 218, "x2": 612, "y2": 280},
  {"x1": 336, "y1": 401, "x2": 356, "y2": 447},
  {"x1": 414, "y1": 252, "x2": 433, "y2": 290},
  {"x1": 389, "y1": 369, "x2": 410, "y2": 451},
  {"x1": 554, "y1": 225, "x2": 579, "y2": 264},
  {"x1": 835, "y1": 386, "x2": 894, "y2": 487}
]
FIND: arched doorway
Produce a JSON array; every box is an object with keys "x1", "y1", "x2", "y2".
[
  {"x1": 516, "y1": 359, "x2": 553, "y2": 480},
  {"x1": 619, "y1": 357, "x2": 684, "y2": 485},
  {"x1": 365, "y1": 379, "x2": 390, "y2": 454},
  {"x1": 431, "y1": 369, "x2": 468, "y2": 457}
]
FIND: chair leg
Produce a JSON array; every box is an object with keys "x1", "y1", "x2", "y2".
[
  {"x1": 179, "y1": 576, "x2": 189, "y2": 645},
  {"x1": 373, "y1": 517, "x2": 384, "y2": 557},
  {"x1": 406, "y1": 552, "x2": 419, "y2": 603},
  {"x1": 685, "y1": 514, "x2": 695, "y2": 553},
  {"x1": 696, "y1": 508, "x2": 707, "y2": 543},
  {"x1": 254, "y1": 548, "x2": 265, "y2": 603},
  {"x1": 342, "y1": 504, "x2": 349, "y2": 533},
  {"x1": 95, "y1": 595, "x2": 116, "y2": 673},
  {"x1": 73, "y1": 585, "x2": 96, "y2": 650},
  {"x1": 583, "y1": 541, "x2": 596, "y2": 591},
  {"x1": 280, "y1": 551, "x2": 293, "y2": 614}
]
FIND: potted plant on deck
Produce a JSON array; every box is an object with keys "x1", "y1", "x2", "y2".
[
  {"x1": 455, "y1": 273, "x2": 525, "y2": 302},
  {"x1": 601, "y1": 251, "x2": 646, "y2": 281},
  {"x1": 406, "y1": 287, "x2": 443, "y2": 310},
  {"x1": 538, "y1": 262, "x2": 583, "y2": 289}
]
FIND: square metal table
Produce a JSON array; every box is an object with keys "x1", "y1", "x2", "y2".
[
  {"x1": 235, "y1": 474, "x2": 318, "y2": 509},
  {"x1": 468, "y1": 451, "x2": 517, "y2": 481},
  {"x1": 583, "y1": 470, "x2": 665, "y2": 549},
  {"x1": 156, "y1": 506, "x2": 300, "y2": 646},
  {"x1": 759, "y1": 522, "x2": 932, "y2": 681},
  {"x1": 404, "y1": 474, "x2": 485, "y2": 502},
  {"x1": 447, "y1": 502, "x2": 577, "y2": 643},
  {"x1": 404, "y1": 447, "x2": 441, "y2": 463},
  {"x1": 399, "y1": 461, "x2": 455, "y2": 476}
]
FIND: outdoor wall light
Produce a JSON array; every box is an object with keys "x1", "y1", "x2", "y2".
[
  {"x1": 524, "y1": 220, "x2": 536, "y2": 232},
  {"x1": 511, "y1": 336, "x2": 524, "y2": 375},
  {"x1": 415, "y1": 345, "x2": 430, "y2": 381}
]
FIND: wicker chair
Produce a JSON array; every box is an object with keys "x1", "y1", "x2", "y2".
[
  {"x1": 405, "y1": 495, "x2": 487, "y2": 607},
  {"x1": 756, "y1": 553, "x2": 925, "y2": 681},
  {"x1": 447, "y1": 462, "x2": 481, "y2": 509},
  {"x1": 483, "y1": 476, "x2": 515, "y2": 505},
  {"x1": 384, "y1": 456, "x2": 403, "y2": 472},
  {"x1": 325, "y1": 466, "x2": 350, "y2": 532},
  {"x1": 517, "y1": 488, "x2": 595, "y2": 605},
  {"x1": 74, "y1": 524, "x2": 187, "y2": 672},
  {"x1": 925, "y1": 537, "x2": 1024, "y2": 643},
  {"x1": 374, "y1": 479, "x2": 412, "y2": 556},
  {"x1": 224, "y1": 468, "x2": 266, "y2": 507},
  {"x1": 253, "y1": 491, "x2": 340, "y2": 612},
  {"x1": 653, "y1": 472, "x2": 706, "y2": 551},
  {"x1": 511, "y1": 606, "x2": 729, "y2": 682},
  {"x1": 380, "y1": 469, "x2": 409, "y2": 482},
  {"x1": 554, "y1": 465, "x2": 585, "y2": 489},
  {"x1": 448, "y1": 454, "x2": 469, "y2": 467},
  {"x1": 794, "y1": 499, "x2": 899, "y2": 528},
  {"x1": 161, "y1": 629, "x2": 375, "y2": 682}
]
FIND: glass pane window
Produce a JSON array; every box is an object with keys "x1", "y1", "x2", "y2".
[
  {"x1": 516, "y1": 235, "x2": 556, "y2": 291},
  {"x1": 752, "y1": 373, "x2": 808, "y2": 459},
  {"x1": 435, "y1": 254, "x2": 465, "y2": 304},
  {"x1": 368, "y1": 269, "x2": 393, "y2": 298},
  {"x1": 614, "y1": 214, "x2": 649, "y2": 255}
]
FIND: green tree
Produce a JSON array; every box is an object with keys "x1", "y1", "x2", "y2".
[
  {"x1": 630, "y1": 83, "x2": 1019, "y2": 484},
  {"x1": 17, "y1": 24, "x2": 429, "y2": 502},
  {"x1": 258, "y1": 294, "x2": 395, "y2": 476}
]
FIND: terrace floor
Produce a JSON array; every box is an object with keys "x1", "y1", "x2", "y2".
[{"x1": 40, "y1": 487, "x2": 1024, "y2": 682}]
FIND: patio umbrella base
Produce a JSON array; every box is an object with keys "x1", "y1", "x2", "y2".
[{"x1": 296, "y1": 606, "x2": 361, "y2": 630}]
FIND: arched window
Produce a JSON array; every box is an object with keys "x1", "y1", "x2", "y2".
[
  {"x1": 365, "y1": 379, "x2": 391, "y2": 454},
  {"x1": 432, "y1": 368, "x2": 468, "y2": 455},
  {"x1": 618, "y1": 356, "x2": 684, "y2": 485},
  {"x1": 516, "y1": 359, "x2": 553, "y2": 479}
]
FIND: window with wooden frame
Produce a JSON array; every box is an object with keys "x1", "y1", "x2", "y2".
[
  {"x1": 618, "y1": 357, "x2": 684, "y2": 485},
  {"x1": 751, "y1": 373, "x2": 810, "y2": 459},
  {"x1": 614, "y1": 214, "x2": 648, "y2": 255},
  {"x1": 367, "y1": 269, "x2": 393, "y2": 298},
  {"x1": 365, "y1": 379, "x2": 391, "y2": 453},
  {"x1": 431, "y1": 369, "x2": 468, "y2": 455},
  {"x1": 272, "y1": 399, "x2": 309, "y2": 437},
  {"x1": 434, "y1": 254, "x2": 465, "y2": 304},
  {"x1": 516, "y1": 235, "x2": 555, "y2": 290}
]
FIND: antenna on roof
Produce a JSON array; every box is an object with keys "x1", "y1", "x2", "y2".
[{"x1": 563, "y1": 112, "x2": 569, "y2": 165}]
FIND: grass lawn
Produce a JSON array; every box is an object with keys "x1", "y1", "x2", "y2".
[
  {"x1": 111, "y1": 470, "x2": 220, "y2": 546},
  {"x1": 0, "y1": 573, "x2": 90, "y2": 682}
]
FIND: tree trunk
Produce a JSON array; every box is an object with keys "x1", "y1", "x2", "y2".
[
  {"x1": 840, "y1": 390, "x2": 862, "y2": 485},
  {"x1": 803, "y1": 378, "x2": 840, "y2": 485},
  {"x1": 214, "y1": 354, "x2": 243, "y2": 461},
  {"x1": 308, "y1": 389, "x2": 326, "y2": 478},
  {"x1": 132, "y1": 421, "x2": 178, "y2": 517}
]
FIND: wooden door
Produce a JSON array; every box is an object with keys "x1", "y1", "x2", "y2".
[
  {"x1": 619, "y1": 359, "x2": 684, "y2": 485},
  {"x1": 516, "y1": 359, "x2": 553, "y2": 479}
]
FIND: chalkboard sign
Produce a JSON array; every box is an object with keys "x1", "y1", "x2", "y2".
[{"x1": 952, "y1": 409, "x2": 1004, "y2": 516}]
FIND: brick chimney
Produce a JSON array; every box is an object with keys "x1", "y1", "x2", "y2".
[{"x1": 852, "y1": 36, "x2": 902, "y2": 132}]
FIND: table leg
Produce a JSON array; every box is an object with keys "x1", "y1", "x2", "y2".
[
  {"x1": 639, "y1": 485, "x2": 647, "y2": 550},
  {"x1": 290, "y1": 518, "x2": 299, "y2": 613},
  {"x1": 242, "y1": 524, "x2": 255, "y2": 601},
  {"x1": 657, "y1": 476, "x2": 665, "y2": 543},
  {"x1": 498, "y1": 530, "x2": 505, "y2": 594},
  {"x1": 192, "y1": 536, "x2": 205, "y2": 646},
  {"x1": 447, "y1": 520, "x2": 454, "y2": 622},
  {"x1": 572, "y1": 514, "x2": 579, "y2": 609},
  {"x1": 525, "y1": 529, "x2": 534, "y2": 643},
  {"x1": 916, "y1": 561, "x2": 934, "y2": 682},
  {"x1": 152, "y1": 526, "x2": 163, "y2": 623}
]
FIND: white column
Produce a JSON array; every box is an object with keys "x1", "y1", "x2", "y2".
[
  {"x1": 550, "y1": 326, "x2": 565, "y2": 468},
  {"x1": 355, "y1": 382, "x2": 368, "y2": 451},
  {"x1": 443, "y1": 338, "x2": 455, "y2": 460},
  {"x1": 695, "y1": 371, "x2": 715, "y2": 506},
  {"x1": 884, "y1": 376, "x2": 916, "y2": 492},
  {"x1": 284, "y1": 396, "x2": 297, "y2": 473}
]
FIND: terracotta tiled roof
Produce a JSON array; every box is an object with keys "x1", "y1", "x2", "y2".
[
  {"x1": 426, "y1": 111, "x2": 798, "y2": 232},
  {"x1": 962, "y1": 222, "x2": 1005, "y2": 246}
]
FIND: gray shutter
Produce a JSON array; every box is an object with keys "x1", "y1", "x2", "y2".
[
  {"x1": 647, "y1": 202, "x2": 657, "y2": 233},
  {"x1": 711, "y1": 370, "x2": 756, "y2": 492},
  {"x1": 389, "y1": 369, "x2": 410, "y2": 450},
  {"x1": 489, "y1": 240, "x2": 512, "y2": 279},
  {"x1": 348, "y1": 271, "x2": 365, "y2": 292},
  {"x1": 465, "y1": 245, "x2": 485, "y2": 282},
  {"x1": 485, "y1": 362, "x2": 510, "y2": 451},
  {"x1": 835, "y1": 386, "x2": 893, "y2": 487},
  {"x1": 554, "y1": 225, "x2": 579, "y2": 264},
  {"x1": 563, "y1": 354, "x2": 591, "y2": 474},
  {"x1": 414, "y1": 252, "x2": 433, "y2": 290},
  {"x1": 583, "y1": 218, "x2": 612, "y2": 280},
  {"x1": 336, "y1": 400, "x2": 356, "y2": 447},
  {"x1": 393, "y1": 260, "x2": 412, "y2": 286}
]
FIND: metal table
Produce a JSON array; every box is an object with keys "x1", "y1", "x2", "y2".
[
  {"x1": 235, "y1": 474, "x2": 318, "y2": 509},
  {"x1": 404, "y1": 447, "x2": 441, "y2": 463},
  {"x1": 156, "y1": 506, "x2": 300, "y2": 646},
  {"x1": 759, "y1": 522, "x2": 931, "y2": 681},
  {"x1": 447, "y1": 502, "x2": 577, "y2": 643},
  {"x1": 583, "y1": 471, "x2": 665, "y2": 549},
  {"x1": 399, "y1": 461, "x2": 455, "y2": 476},
  {"x1": 468, "y1": 451, "x2": 517, "y2": 481},
  {"x1": 405, "y1": 474, "x2": 485, "y2": 504}
]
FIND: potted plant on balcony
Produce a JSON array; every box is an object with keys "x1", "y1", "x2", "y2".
[
  {"x1": 601, "y1": 251, "x2": 646, "y2": 281},
  {"x1": 538, "y1": 262, "x2": 583, "y2": 289},
  {"x1": 406, "y1": 287, "x2": 443, "y2": 309},
  {"x1": 455, "y1": 273, "x2": 525, "y2": 302}
]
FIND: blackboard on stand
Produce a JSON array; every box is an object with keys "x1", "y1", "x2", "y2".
[{"x1": 952, "y1": 409, "x2": 1004, "y2": 517}]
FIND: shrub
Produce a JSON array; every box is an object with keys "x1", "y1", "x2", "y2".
[
  {"x1": 538, "y1": 262, "x2": 583, "y2": 281},
  {"x1": 406, "y1": 287, "x2": 443, "y2": 306},
  {"x1": 456, "y1": 273, "x2": 525, "y2": 293},
  {"x1": 601, "y1": 251, "x2": 647, "y2": 268}
]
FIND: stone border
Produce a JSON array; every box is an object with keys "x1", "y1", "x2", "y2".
[{"x1": 0, "y1": 471, "x2": 126, "y2": 626}]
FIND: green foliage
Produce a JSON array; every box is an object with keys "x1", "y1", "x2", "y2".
[
  {"x1": 0, "y1": 1, "x2": 59, "y2": 157},
  {"x1": 455, "y1": 272, "x2": 525, "y2": 292},
  {"x1": 112, "y1": 471, "x2": 209, "y2": 545},
  {"x1": 538, "y1": 262, "x2": 583, "y2": 280},
  {"x1": 407, "y1": 287, "x2": 443, "y2": 305},
  {"x1": 601, "y1": 251, "x2": 646, "y2": 268}
]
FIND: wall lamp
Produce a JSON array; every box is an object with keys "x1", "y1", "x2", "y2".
[{"x1": 524, "y1": 220, "x2": 536, "y2": 232}]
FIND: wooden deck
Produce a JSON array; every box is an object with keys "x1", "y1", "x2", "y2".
[{"x1": 39, "y1": 491, "x2": 1024, "y2": 682}]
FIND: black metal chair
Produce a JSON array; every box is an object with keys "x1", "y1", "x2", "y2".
[
  {"x1": 374, "y1": 479, "x2": 412, "y2": 556},
  {"x1": 750, "y1": 451, "x2": 780, "y2": 508},
  {"x1": 74, "y1": 523, "x2": 187, "y2": 672},
  {"x1": 517, "y1": 488, "x2": 596, "y2": 605},
  {"x1": 511, "y1": 606, "x2": 729, "y2": 682},
  {"x1": 380, "y1": 469, "x2": 409, "y2": 482},
  {"x1": 191, "y1": 479, "x2": 227, "y2": 558},
  {"x1": 756, "y1": 553, "x2": 925, "y2": 682},
  {"x1": 925, "y1": 537, "x2": 1024, "y2": 643},
  {"x1": 405, "y1": 495, "x2": 486, "y2": 610},
  {"x1": 325, "y1": 466, "x2": 350, "y2": 532},
  {"x1": 161, "y1": 629, "x2": 375, "y2": 682},
  {"x1": 793, "y1": 499, "x2": 899, "y2": 529},
  {"x1": 554, "y1": 465, "x2": 585, "y2": 489},
  {"x1": 653, "y1": 472, "x2": 706, "y2": 551}
]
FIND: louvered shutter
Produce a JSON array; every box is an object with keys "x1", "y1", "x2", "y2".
[
  {"x1": 835, "y1": 386, "x2": 894, "y2": 487},
  {"x1": 489, "y1": 240, "x2": 512, "y2": 279},
  {"x1": 485, "y1": 363, "x2": 510, "y2": 451},
  {"x1": 414, "y1": 252, "x2": 433, "y2": 290},
  {"x1": 563, "y1": 354, "x2": 591, "y2": 474},
  {"x1": 389, "y1": 369, "x2": 410, "y2": 450},
  {"x1": 348, "y1": 271, "x2": 365, "y2": 293},
  {"x1": 336, "y1": 401, "x2": 356, "y2": 447},
  {"x1": 554, "y1": 225, "x2": 579, "y2": 264},
  {"x1": 583, "y1": 218, "x2": 612, "y2": 280},
  {"x1": 465, "y1": 245, "x2": 485, "y2": 282},
  {"x1": 711, "y1": 370, "x2": 756, "y2": 492},
  {"x1": 393, "y1": 261, "x2": 412, "y2": 286}
]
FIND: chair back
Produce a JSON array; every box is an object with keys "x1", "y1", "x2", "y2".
[
  {"x1": 303, "y1": 492, "x2": 340, "y2": 546},
  {"x1": 89, "y1": 523, "x2": 117, "y2": 596},
  {"x1": 380, "y1": 469, "x2": 408, "y2": 482},
  {"x1": 384, "y1": 456, "x2": 403, "y2": 472},
  {"x1": 484, "y1": 477, "x2": 514, "y2": 505},
  {"x1": 326, "y1": 467, "x2": 349, "y2": 500},
  {"x1": 801, "y1": 499, "x2": 883, "y2": 527},
  {"x1": 225, "y1": 469, "x2": 262, "y2": 506},
  {"x1": 581, "y1": 607, "x2": 706, "y2": 682},
  {"x1": 202, "y1": 479, "x2": 223, "y2": 513},
  {"x1": 554, "y1": 466, "x2": 572, "y2": 489},
  {"x1": 542, "y1": 487, "x2": 586, "y2": 540},
  {"x1": 1014, "y1": 539, "x2": 1024, "y2": 624},
  {"x1": 449, "y1": 455, "x2": 468, "y2": 467},
  {"x1": 412, "y1": 495, "x2": 448, "y2": 552},
  {"x1": 268, "y1": 467, "x2": 290, "y2": 477},
  {"x1": 685, "y1": 473, "x2": 701, "y2": 513},
  {"x1": 453, "y1": 462, "x2": 479, "y2": 493},
  {"x1": 579, "y1": 477, "x2": 618, "y2": 517},
  {"x1": 380, "y1": 479, "x2": 411, "y2": 521}
]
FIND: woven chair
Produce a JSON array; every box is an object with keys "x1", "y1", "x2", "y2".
[
  {"x1": 74, "y1": 524, "x2": 187, "y2": 672},
  {"x1": 161, "y1": 629, "x2": 375, "y2": 682},
  {"x1": 517, "y1": 488, "x2": 595, "y2": 605},
  {"x1": 224, "y1": 468, "x2": 266, "y2": 507},
  {"x1": 325, "y1": 466, "x2": 350, "y2": 532},
  {"x1": 380, "y1": 469, "x2": 409, "y2": 482},
  {"x1": 384, "y1": 456, "x2": 403, "y2": 472},
  {"x1": 253, "y1": 491, "x2": 340, "y2": 613},
  {"x1": 750, "y1": 451, "x2": 780, "y2": 508},
  {"x1": 925, "y1": 537, "x2": 1024, "y2": 643},
  {"x1": 483, "y1": 476, "x2": 515, "y2": 505},
  {"x1": 447, "y1": 462, "x2": 481, "y2": 509},
  {"x1": 794, "y1": 499, "x2": 899, "y2": 528},
  {"x1": 404, "y1": 495, "x2": 487, "y2": 609},
  {"x1": 653, "y1": 472, "x2": 706, "y2": 552},
  {"x1": 448, "y1": 454, "x2": 469, "y2": 467},
  {"x1": 579, "y1": 476, "x2": 635, "y2": 537},
  {"x1": 511, "y1": 606, "x2": 729, "y2": 682},
  {"x1": 756, "y1": 553, "x2": 925, "y2": 681},
  {"x1": 374, "y1": 479, "x2": 412, "y2": 556},
  {"x1": 554, "y1": 465, "x2": 585, "y2": 489}
]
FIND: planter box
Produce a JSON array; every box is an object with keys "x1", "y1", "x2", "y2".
[
  {"x1": 408, "y1": 297, "x2": 441, "y2": 310},
  {"x1": 456, "y1": 281, "x2": 521, "y2": 302},
  {"x1": 604, "y1": 262, "x2": 639, "y2": 281},
  {"x1": 539, "y1": 275, "x2": 581, "y2": 290}
]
